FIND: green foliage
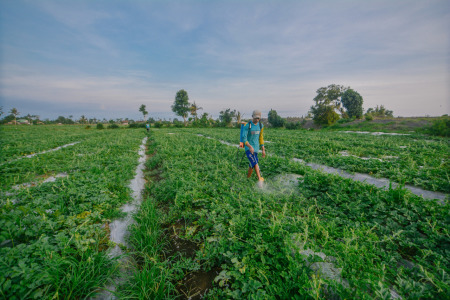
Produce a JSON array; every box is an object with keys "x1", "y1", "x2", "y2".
[
  {"x1": 341, "y1": 89, "x2": 363, "y2": 119},
  {"x1": 96, "y1": 123, "x2": 104, "y2": 129},
  {"x1": 310, "y1": 84, "x2": 349, "y2": 125},
  {"x1": 337, "y1": 117, "x2": 356, "y2": 124},
  {"x1": 185, "y1": 128, "x2": 449, "y2": 193},
  {"x1": 0, "y1": 114, "x2": 16, "y2": 124},
  {"x1": 423, "y1": 117, "x2": 450, "y2": 137},
  {"x1": 154, "y1": 121, "x2": 163, "y2": 128},
  {"x1": 311, "y1": 105, "x2": 340, "y2": 125},
  {"x1": 173, "y1": 119, "x2": 183, "y2": 128},
  {"x1": 365, "y1": 113, "x2": 374, "y2": 121},
  {"x1": 1, "y1": 125, "x2": 448, "y2": 298},
  {"x1": 366, "y1": 105, "x2": 394, "y2": 118},
  {"x1": 285, "y1": 121, "x2": 302, "y2": 130},
  {"x1": 131, "y1": 128, "x2": 449, "y2": 298},
  {"x1": 219, "y1": 108, "x2": 236, "y2": 127},
  {"x1": 139, "y1": 104, "x2": 148, "y2": 120},
  {"x1": 171, "y1": 89, "x2": 190, "y2": 124},
  {"x1": 268, "y1": 109, "x2": 285, "y2": 128},
  {"x1": 107, "y1": 123, "x2": 119, "y2": 129},
  {"x1": 118, "y1": 141, "x2": 176, "y2": 297},
  {"x1": 54, "y1": 116, "x2": 75, "y2": 124},
  {"x1": 0, "y1": 126, "x2": 146, "y2": 298},
  {"x1": 313, "y1": 84, "x2": 348, "y2": 106},
  {"x1": 128, "y1": 123, "x2": 146, "y2": 128}
]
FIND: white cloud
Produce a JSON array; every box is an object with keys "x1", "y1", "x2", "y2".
[{"x1": 1, "y1": 0, "x2": 448, "y2": 119}]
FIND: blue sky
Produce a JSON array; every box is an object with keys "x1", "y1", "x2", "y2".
[{"x1": 1, "y1": 0, "x2": 449, "y2": 121}]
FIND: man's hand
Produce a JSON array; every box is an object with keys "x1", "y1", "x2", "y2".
[
  {"x1": 262, "y1": 148, "x2": 266, "y2": 158},
  {"x1": 249, "y1": 145, "x2": 254, "y2": 154}
]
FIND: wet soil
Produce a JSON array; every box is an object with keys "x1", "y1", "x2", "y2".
[
  {"x1": 146, "y1": 139, "x2": 220, "y2": 299},
  {"x1": 165, "y1": 233, "x2": 198, "y2": 259},
  {"x1": 177, "y1": 267, "x2": 221, "y2": 299},
  {"x1": 163, "y1": 219, "x2": 220, "y2": 299}
]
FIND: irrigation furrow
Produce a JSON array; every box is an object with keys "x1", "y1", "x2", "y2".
[
  {"x1": 0, "y1": 141, "x2": 81, "y2": 166},
  {"x1": 95, "y1": 136, "x2": 148, "y2": 300},
  {"x1": 196, "y1": 134, "x2": 448, "y2": 203}
]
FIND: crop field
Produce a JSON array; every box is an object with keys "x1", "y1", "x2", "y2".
[
  {"x1": 0, "y1": 125, "x2": 145, "y2": 298},
  {"x1": 186, "y1": 128, "x2": 449, "y2": 193},
  {"x1": 1, "y1": 126, "x2": 449, "y2": 299},
  {"x1": 126, "y1": 128, "x2": 448, "y2": 299}
]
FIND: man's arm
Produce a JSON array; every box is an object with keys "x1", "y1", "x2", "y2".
[{"x1": 260, "y1": 126, "x2": 265, "y2": 158}]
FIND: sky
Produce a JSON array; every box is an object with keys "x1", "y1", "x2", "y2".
[{"x1": 0, "y1": 0, "x2": 449, "y2": 121}]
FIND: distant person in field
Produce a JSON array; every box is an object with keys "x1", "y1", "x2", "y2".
[
  {"x1": 242, "y1": 110, "x2": 266, "y2": 184},
  {"x1": 146, "y1": 123, "x2": 150, "y2": 132}
]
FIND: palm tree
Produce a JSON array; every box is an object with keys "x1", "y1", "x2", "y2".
[
  {"x1": 190, "y1": 102, "x2": 203, "y2": 121},
  {"x1": 79, "y1": 115, "x2": 87, "y2": 124},
  {"x1": 236, "y1": 111, "x2": 242, "y2": 125},
  {"x1": 10, "y1": 108, "x2": 19, "y2": 125}
]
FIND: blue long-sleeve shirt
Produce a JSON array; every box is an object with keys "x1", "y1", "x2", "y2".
[{"x1": 242, "y1": 121, "x2": 264, "y2": 153}]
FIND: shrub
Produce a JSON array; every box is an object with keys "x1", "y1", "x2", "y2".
[
  {"x1": 154, "y1": 121, "x2": 163, "y2": 128},
  {"x1": 366, "y1": 105, "x2": 393, "y2": 118},
  {"x1": 107, "y1": 124, "x2": 119, "y2": 129},
  {"x1": 365, "y1": 114, "x2": 373, "y2": 121},
  {"x1": 285, "y1": 122, "x2": 302, "y2": 130},
  {"x1": 96, "y1": 123, "x2": 104, "y2": 129},
  {"x1": 425, "y1": 118, "x2": 450, "y2": 137},
  {"x1": 128, "y1": 123, "x2": 146, "y2": 128},
  {"x1": 85, "y1": 125, "x2": 91, "y2": 129}
]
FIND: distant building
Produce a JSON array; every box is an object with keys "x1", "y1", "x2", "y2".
[{"x1": 17, "y1": 119, "x2": 30, "y2": 125}]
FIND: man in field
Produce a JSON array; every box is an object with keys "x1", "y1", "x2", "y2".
[
  {"x1": 146, "y1": 123, "x2": 150, "y2": 132},
  {"x1": 242, "y1": 110, "x2": 266, "y2": 185}
]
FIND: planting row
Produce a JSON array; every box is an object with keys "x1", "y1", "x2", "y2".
[
  {"x1": 0, "y1": 128, "x2": 146, "y2": 299},
  {"x1": 183, "y1": 128, "x2": 450, "y2": 193},
  {"x1": 126, "y1": 128, "x2": 448, "y2": 299},
  {"x1": 0, "y1": 125, "x2": 106, "y2": 163}
]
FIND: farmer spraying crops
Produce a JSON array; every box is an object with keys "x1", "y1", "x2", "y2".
[{"x1": 241, "y1": 110, "x2": 266, "y2": 187}]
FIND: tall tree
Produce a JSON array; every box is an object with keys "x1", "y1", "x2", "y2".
[
  {"x1": 268, "y1": 109, "x2": 285, "y2": 128},
  {"x1": 139, "y1": 104, "x2": 148, "y2": 121},
  {"x1": 341, "y1": 89, "x2": 364, "y2": 119},
  {"x1": 172, "y1": 89, "x2": 190, "y2": 125},
  {"x1": 199, "y1": 113, "x2": 211, "y2": 127},
  {"x1": 310, "y1": 84, "x2": 348, "y2": 125},
  {"x1": 10, "y1": 108, "x2": 19, "y2": 125},
  {"x1": 219, "y1": 108, "x2": 236, "y2": 127},
  {"x1": 190, "y1": 102, "x2": 203, "y2": 121}
]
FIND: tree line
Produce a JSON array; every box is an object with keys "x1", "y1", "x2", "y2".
[
  {"x1": 1, "y1": 84, "x2": 395, "y2": 128},
  {"x1": 0, "y1": 107, "x2": 142, "y2": 126}
]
